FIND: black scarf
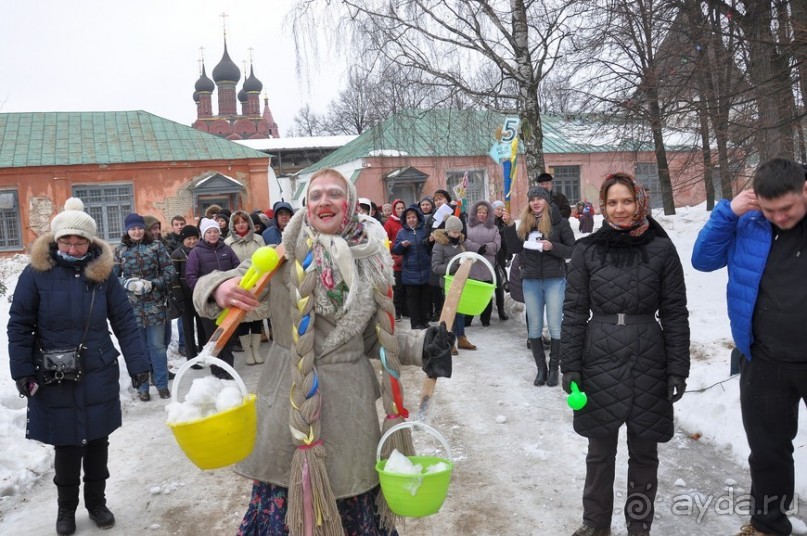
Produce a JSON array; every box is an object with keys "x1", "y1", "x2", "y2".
[{"x1": 580, "y1": 216, "x2": 669, "y2": 267}]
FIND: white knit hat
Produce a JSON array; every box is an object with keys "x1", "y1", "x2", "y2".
[
  {"x1": 199, "y1": 217, "x2": 219, "y2": 237},
  {"x1": 51, "y1": 198, "x2": 97, "y2": 240}
]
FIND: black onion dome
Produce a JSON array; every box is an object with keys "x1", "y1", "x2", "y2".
[
  {"x1": 238, "y1": 88, "x2": 247, "y2": 103},
  {"x1": 193, "y1": 90, "x2": 200, "y2": 103},
  {"x1": 195, "y1": 65, "x2": 215, "y2": 92},
  {"x1": 212, "y1": 43, "x2": 241, "y2": 83},
  {"x1": 243, "y1": 66, "x2": 263, "y2": 93}
]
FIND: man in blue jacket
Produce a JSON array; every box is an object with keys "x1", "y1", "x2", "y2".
[{"x1": 692, "y1": 157, "x2": 807, "y2": 536}]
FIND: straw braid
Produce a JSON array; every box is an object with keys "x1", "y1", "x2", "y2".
[
  {"x1": 287, "y1": 242, "x2": 342, "y2": 536},
  {"x1": 373, "y1": 283, "x2": 415, "y2": 530}
]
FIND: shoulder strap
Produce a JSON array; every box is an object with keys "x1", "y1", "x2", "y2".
[{"x1": 78, "y1": 287, "x2": 97, "y2": 351}]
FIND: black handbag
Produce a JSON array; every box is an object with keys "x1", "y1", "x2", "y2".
[{"x1": 37, "y1": 288, "x2": 95, "y2": 385}]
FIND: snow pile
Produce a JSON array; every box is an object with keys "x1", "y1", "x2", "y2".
[{"x1": 165, "y1": 376, "x2": 244, "y2": 424}]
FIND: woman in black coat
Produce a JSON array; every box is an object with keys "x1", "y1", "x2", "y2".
[
  {"x1": 560, "y1": 173, "x2": 690, "y2": 536},
  {"x1": 7, "y1": 198, "x2": 149, "y2": 535}
]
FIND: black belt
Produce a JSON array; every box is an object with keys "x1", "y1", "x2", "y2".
[{"x1": 589, "y1": 313, "x2": 657, "y2": 326}]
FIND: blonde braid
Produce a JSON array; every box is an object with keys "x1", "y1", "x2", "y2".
[
  {"x1": 287, "y1": 243, "x2": 342, "y2": 536},
  {"x1": 373, "y1": 283, "x2": 415, "y2": 529}
]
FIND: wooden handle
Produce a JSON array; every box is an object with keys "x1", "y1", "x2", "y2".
[
  {"x1": 417, "y1": 257, "x2": 474, "y2": 419},
  {"x1": 208, "y1": 244, "x2": 286, "y2": 357}
]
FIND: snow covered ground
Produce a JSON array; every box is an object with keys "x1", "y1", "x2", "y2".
[{"x1": 1, "y1": 205, "x2": 806, "y2": 535}]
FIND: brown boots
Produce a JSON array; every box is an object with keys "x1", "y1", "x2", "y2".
[{"x1": 457, "y1": 335, "x2": 477, "y2": 350}]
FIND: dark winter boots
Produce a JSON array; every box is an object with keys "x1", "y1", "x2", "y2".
[
  {"x1": 546, "y1": 339, "x2": 561, "y2": 387},
  {"x1": 85, "y1": 479, "x2": 115, "y2": 529},
  {"x1": 529, "y1": 338, "x2": 547, "y2": 386},
  {"x1": 495, "y1": 287, "x2": 509, "y2": 320},
  {"x1": 56, "y1": 484, "x2": 79, "y2": 535}
]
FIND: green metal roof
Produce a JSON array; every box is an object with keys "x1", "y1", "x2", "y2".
[
  {"x1": 300, "y1": 109, "x2": 666, "y2": 175},
  {"x1": 0, "y1": 110, "x2": 269, "y2": 168}
]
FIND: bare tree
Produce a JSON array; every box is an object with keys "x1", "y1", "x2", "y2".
[
  {"x1": 290, "y1": 105, "x2": 323, "y2": 136},
  {"x1": 291, "y1": 0, "x2": 585, "y2": 177},
  {"x1": 567, "y1": 0, "x2": 682, "y2": 214}
]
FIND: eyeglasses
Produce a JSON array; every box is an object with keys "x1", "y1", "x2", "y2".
[{"x1": 57, "y1": 238, "x2": 90, "y2": 249}]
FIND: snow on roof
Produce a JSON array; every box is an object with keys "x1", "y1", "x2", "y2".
[
  {"x1": 233, "y1": 135, "x2": 358, "y2": 152},
  {"x1": 367, "y1": 149, "x2": 410, "y2": 157}
]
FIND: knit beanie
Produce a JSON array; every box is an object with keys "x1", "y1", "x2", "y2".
[
  {"x1": 491, "y1": 200, "x2": 505, "y2": 209},
  {"x1": 199, "y1": 218, "x2": 219, "y2": 237},
  {"x1": 445, "y1": 215, "x2": 463, "y2": 232},
  {"x1": 527, "y1": 186, "x2": 552, "y2": 204},
  {"x1": 51, "y1": 197, "x2": 97, "y2": 240},
  {"x1": 179, "y1": 225, "x2": 200, "y2": 241},
  {"x1": 216, "y1": 209, "x2": 232, "y2": 222},
  {"x1": 123, "y1": 213, "x2": 146, "y2": 232}
]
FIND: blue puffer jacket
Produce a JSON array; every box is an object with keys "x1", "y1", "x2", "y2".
[
  {"x1": 8, "y1": 234, "x2": 149, "y2": 446},
  {"x1": 691, "y1": 199, "x2": 772, "y2": 360},
  {"x1": 392, "y1": 206, "x2": 433, "y2": 285}
]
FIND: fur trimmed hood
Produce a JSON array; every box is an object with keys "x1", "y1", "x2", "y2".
[
  {"x1": 468, "y1": 200, "x2": 496, "y2": 228},
  {"x1": 432, "y1": 228, "x2": 464, "y2": 245},
  {"x1": 29, "y1": 233, "x2": 115, "y2": 283}
]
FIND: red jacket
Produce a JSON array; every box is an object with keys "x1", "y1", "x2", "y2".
[{"x1": 384, "y1": 199, "x2": 405, "y2": 271}]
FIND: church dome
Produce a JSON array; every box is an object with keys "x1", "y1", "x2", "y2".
[
  {"x1": 243, "y1": 66, "x2": 263, "y2": 93},
  {"x1": 193, "y1": 90, "x2": 200, "y2": 103},
  {"x1": 195, "y1": 65, "x2": 215, "y2": 92},
  {"x1": 238, "y1": 88, "x2": 247, "y2": 103},
  {"x1": 212, "y1": 43, "x2": 240, "y2": 83}
]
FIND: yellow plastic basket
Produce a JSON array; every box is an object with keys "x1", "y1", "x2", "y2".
[
  {"x1": 167, "y1": 355, "x2": 257, "y2": 470},
  {"x1": 443, "y1": 252, "x2": 497, "y2": 316},
  {"x1": 375, "y1": 422, "x2": 453, "y2": 518}
]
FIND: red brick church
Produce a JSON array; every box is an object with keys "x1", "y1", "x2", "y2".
[{"x1": 192, "y1": 40, "x2": 280, "y2": 140}]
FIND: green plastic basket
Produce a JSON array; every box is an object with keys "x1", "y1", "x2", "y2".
[
  {"x1": 375, "y1": 422, "x2": 454, "y2": 517},
  {"x1": 443, "y1": 252, "x2": 497, "y2": 316}
]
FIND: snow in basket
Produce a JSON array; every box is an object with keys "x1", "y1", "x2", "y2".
[
  {"x1": 165, "y1": 356, "x2": 257, "y2": 470},
  {"x1": 375, "y1": 422, "x2": 454, "y2": 518}
]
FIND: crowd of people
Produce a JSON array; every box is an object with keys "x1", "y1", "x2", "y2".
[{"x1": 10, "y1": 158, "x2": 807, "y2": 536}]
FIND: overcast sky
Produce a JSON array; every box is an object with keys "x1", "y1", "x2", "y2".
[{"x1": 0, "y1": 0, "x2": 345, "y2": 136}]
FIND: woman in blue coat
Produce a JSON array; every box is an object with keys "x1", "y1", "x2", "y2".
[
  {"x1": 392, "y1": 204, "x2": 433, "y2": 329},
  {"x1": 7, "y1": 198, "x2": 149, "y2": 535}
]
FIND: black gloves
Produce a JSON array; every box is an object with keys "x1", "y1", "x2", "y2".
[
  {"x1": 477, "y1": 244, "x2": 487, "y2": 256},
  {"x1": 131, "y1": 372, "x2": 150, "y2": 390},
  {"x1": 562, "y1": 371, "x2": 582, "y2": 395},
  {"x1": 422, "y1": 322, "x2": 456, "y2": 379},
  {"x1": 16, "y1": 377, "x2": 39, "y2": 398},
  {"x1": 667, "y1": 375, "x2": 686, "y2": 403}
]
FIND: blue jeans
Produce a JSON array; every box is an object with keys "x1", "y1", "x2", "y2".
[
  {"x1": 452, "y1": 313, "x2": 465, "y2": 337},
  {"x1": 523, "y1": 278, "x2": 565, "y2": 339},
  {"x1": 176, "y1": 318, "x2": 185, "y2": 349},
  {"x1": 140, "y1": 323, "x2": 168, "y2": 390}
]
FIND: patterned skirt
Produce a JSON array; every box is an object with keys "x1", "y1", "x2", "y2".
[{"x1": 237, "y1": 481, "x2": 399, "y2": 536}]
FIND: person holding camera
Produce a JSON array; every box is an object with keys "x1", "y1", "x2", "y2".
[{"x1": 8, "y1": 198, "x2": 150, "y2": 535}]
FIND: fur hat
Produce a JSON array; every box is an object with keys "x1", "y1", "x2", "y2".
[
  {"x1": 51, "y1": 197, "x2": 97, "y2": 240},
  {"x1": 179, "y1": 225, "x2": 200, "y2": 241},
  {"x1": 199, "y1": 218, "x2": 219, "y2": 237},
  {"x1": 433, "y1": 189, "x2": 452, "y2": 203},
  {"x1": 143, "y1": 215, "x2": 161, "y2": 231},
  {"x1": 123, "y1": 213, "x2": 146, "y2": 232},
  {"x1": 527, "y1": 186, "x2": 552, "y2": 204},
  {"x1": 445, "y1": 215, "x2": 463, "y2": 232},
  {"x1": 491, "y1": 200, "x2": 505, "y2": 209}
]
